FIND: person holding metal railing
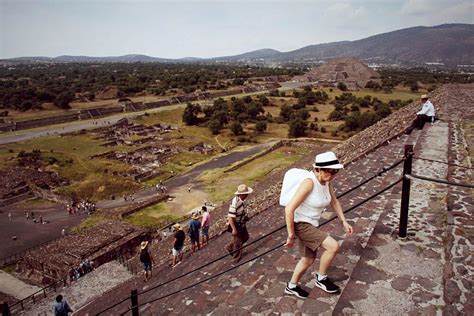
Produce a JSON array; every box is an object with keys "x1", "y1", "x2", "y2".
[
  {"x1": 284, "y1": 151, "x2": 353, "y2": 299},
  {"x1": 226, "y1": 184, "x2": 252, "y2": 262}
]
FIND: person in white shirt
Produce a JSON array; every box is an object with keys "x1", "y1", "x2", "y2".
[
  {"x1": 284, "y1": 152, "x2": 353, "y2": 299},
  {"x1": 405, "y1": 94, "x2": 436, "y2": 134}
]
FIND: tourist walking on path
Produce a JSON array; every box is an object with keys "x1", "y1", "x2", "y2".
[
  {"x1": 201, "y1": 206, "x2": 211, "y2": 246},
  {"x1": 405, "y1": 94, "x2": 436, "y2": 134},
  {"x1": 284, "y1": 152, "x2": 353, "y2": 299},
  {"x1": 171, "y1": 223, "x2": 185, "y2": 267},
  {"x1": 8, "y1": 212, "x2": 11, "y2": 221},
  {"x1": 52, "y1": 294, "x2": 73, "y2": 315},
  {"x1": 188, "y1": 213, "x2": 201, "y2": 253},
  {"x1": 139, "y1": 241, "x2": 154, "y2": 282},
  {"x1": 226, "y1": 184, "x2": 252, "y2": 262}
]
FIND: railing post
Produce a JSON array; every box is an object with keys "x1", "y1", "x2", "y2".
[
  {"x1": 130, "y1": 289, "x2": 139, "y2": 316},
  {"x1": 2, "y1": 302, "x2": 11, "y2": 316},
  {"x1": 399, "y1": 144, "x2": 413, "y2": 238}
]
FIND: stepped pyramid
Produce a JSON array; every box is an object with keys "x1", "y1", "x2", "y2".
[
  {"x1": 16, "y1": 84, "x2": 473, "y2": 315},
  {"x1": 294, "y1": 57, "x2": 380, "y2": 90}
]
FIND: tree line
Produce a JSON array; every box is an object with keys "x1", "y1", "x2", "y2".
[{"x1": 0, "y1": 63, "x2": 303, "y2": 112}]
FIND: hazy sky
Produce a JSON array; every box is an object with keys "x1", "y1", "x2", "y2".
[{"x1": 1, "y1": 0, "x2": 472, "y2": 59}]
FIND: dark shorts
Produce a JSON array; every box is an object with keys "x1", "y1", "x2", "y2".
[
  {"x1": 190, "y1": 232, "x2": 200, "y2": 244},
  {"x1": 143, "y1": 261, "x2": 152, "y2": 272},
  {"x1": 295, "y1": 222, "x2": 328, "y2": 259},
  {"x1": 201, "y1": 226, "x2": 209, "y2": 237}
]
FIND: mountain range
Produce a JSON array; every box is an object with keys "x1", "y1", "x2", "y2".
[{"x1": 4, "y1": 24, "x2": 473, "y2": 67}]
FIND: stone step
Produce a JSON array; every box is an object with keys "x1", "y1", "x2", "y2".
[
  {"x1": 333, "y1": 122, "x2": 451, "y2": 314},
  {"x1": 14, "y1": 261, "x2": 133, "y2": 315},
  {"x1": 76, "y1": 132, "x2": 415, "y2": 315}
]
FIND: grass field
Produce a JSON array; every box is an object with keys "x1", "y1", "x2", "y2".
[
  {"x1": 198, "y1": 145, "x2": 312, "y2": 203},
  {"x1": 0, "y1": 135, "x2": 141, "y2": 201},
  {"x1": 0, "y1": 86, "x2": 421, "y2": 205},
  {"x1": 122, "y1": 145, "x2": 311, "y2": 229},
  {"x1": 124, "y1": 202, "x2": 181, "y2": 229}
]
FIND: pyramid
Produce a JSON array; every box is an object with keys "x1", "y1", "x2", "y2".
[{"x1": 294, "y1": 57, "x2": 380, "y2": 90}]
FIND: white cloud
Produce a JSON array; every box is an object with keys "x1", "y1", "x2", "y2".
[{"x1": 401, "y1": 0, "x2": 473, "y2": 24}]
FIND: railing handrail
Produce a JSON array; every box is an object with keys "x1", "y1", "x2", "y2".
[
  {"x1": 10, "y1": 277, "x2": 67, "y2": 311},
  {"x1": 0, "y1": 234, "x2": 63, "y2": 267}
]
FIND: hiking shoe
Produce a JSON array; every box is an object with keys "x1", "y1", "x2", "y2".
[
  {"x1": 315, "y1": 276, "x2": 340, "y2": 293},
  {"x1": 284, "y1": 283, "x2": 309, "y2": 299}
]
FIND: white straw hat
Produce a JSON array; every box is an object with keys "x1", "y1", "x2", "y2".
[{"x1": 313, "y1": 151, "x2": 344, "y2": 169}]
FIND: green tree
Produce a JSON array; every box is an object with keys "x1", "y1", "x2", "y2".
[
  {"x1": 182, "y1": 102, "x2": 202, "y2": 125},
  {"x1": 337, "y1": 82, "x2": 347, "y2": 91},
  {"x1": 208, "y1": 119, "x2": 222, "y2": 135},
  {"x1": 54, "y1": 91, "x2": 74, "y2": 109},
  {"x1": 288, "y1": 118, "x2": 308, "y2": 138},
  {"x1": 230, "y1": 121, "x2": 244, "y2": 135},
  {"x1": 279, "y1": 105, "x2": 294, "y2": 122},
  {"x1": 255, "y1": 121, "x2": 267, "y2": 133}
]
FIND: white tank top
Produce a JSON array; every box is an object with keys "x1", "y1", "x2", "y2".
[{"x1": 294, "y1": 171, "x2": 331, "y2": 227}]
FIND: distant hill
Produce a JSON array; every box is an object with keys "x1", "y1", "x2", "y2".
[
  {"x1": 212, "y1": 48, "x2": 282, "y2": 61},
  {"x1": 277, "y1": 24, "x2": 474, "y2": 66},
  {"x1": 3, "y1": 24, "x2": 473, "y2": 66}
]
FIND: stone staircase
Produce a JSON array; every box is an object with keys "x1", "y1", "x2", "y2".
[
  {"x1": 76, "y1": 128, "x2": 437, "y2": 315},
  {"x1": 71, "y1": 85, "x2": 474, "y2": 315}
]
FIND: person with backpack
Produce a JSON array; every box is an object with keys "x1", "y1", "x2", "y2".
[
  {"x1": 226, "y1": 184, "x2": 252, "y2": 262},
  {"x1": 139, "y1": 241, "x2": 154, "y2": 282},
  {"x1": 52, "y1": 294, "x2": 73, "y2": 315},
  {"x1": 283, "y1": 151, "x2": 353, "y2": 299},
  {"x1": 188, "y1": 213, "x2": 201, "y2": 253}
]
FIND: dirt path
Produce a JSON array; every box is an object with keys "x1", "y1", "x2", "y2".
[
  {"x1": 0, "y1": 103, "x2": 186, "y2": 145},
  {"x1": 0, "y1": 270, "x2": 40, "y2": 299}
]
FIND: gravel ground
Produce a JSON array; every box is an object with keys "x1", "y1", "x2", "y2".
[{"x1": 20, "y1": 261, "x2": 132, "y2": 315}]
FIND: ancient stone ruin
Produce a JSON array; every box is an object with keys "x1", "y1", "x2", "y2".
[
  {"x1": 294, "y1": 57, "x2": 380, "y2": 90},
  {"x1": 17, "y1": 221, "x2": 148, "y2": 285}
]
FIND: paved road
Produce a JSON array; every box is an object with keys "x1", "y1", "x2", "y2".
[
  {"x1": 97, "y1": 141, "x2": 277, "y2": 209},
  {"x1": 0, "y1": 81, "x2": 309, "y2": 146},
  {"x1": 0, "y1": 104, "x2": 185, "y2": 145}
]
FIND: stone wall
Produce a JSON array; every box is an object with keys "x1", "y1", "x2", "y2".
[{"x1": 17, "y1": 221, "x2": 148, "y2": 285}]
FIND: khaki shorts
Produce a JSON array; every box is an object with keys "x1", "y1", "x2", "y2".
[{"x1": 295, "y1": 222, "x2": 328, "y2": 259}]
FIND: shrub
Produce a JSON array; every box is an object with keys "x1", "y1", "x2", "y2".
[
  {"x1": 208, "y1": 119, "x2": 222, "y2": 135},
  {"x1": 230, "y1": 121, "x2": 244, "y2": 136},
  {"x1": 288, "y1": 118, "x2": 308, "y2": 138},
  {"x1": 337, "y1": 82, "x2": 347, "y2": 91},
  {"x1": 255, "y1": 121, "x2": 267, "y2": 133}
]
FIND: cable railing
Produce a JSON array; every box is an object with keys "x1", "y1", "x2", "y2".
[
  {"x1": 407, "y1": 174, "x2": 474, "y2": 189},
  {"x1": 413, "y1": 156, "x2": 474, "y2": 170},
  {"x1": 118, "y1": 177, "x2": 403, "y2": 315},
  {"x1": 96, "y1": 158, "x2": 404, "y2": 315},
  {"x1": 9, "y1": 277, "x2": 68, "y2": 313}
]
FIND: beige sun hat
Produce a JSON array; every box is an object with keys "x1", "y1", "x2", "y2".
[
  {"x1": 173, "y1": 223, "x2": 182, "y2": 230},
  {"x1": 191, "y1": 213, "x2": 200, "y2": 220},
  {"x1": 420, "y1": 94, "x2": 429, "y2": 99},
  {"x1": 140, "y1": 241, "x2": 149, "y2": 250},
  {"x1": 235, "y1": 184, "x2": 253, "y2": 195}
]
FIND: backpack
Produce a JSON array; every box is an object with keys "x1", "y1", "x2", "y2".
[
  {"x1": 139, "y1": 249, "x2": 149, "y2": 263},
  {"x1": 279, "y1": 168, "x2": 310, "y2": 207}
]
